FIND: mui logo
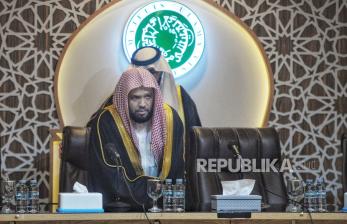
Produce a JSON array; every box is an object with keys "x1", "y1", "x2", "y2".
[{"x1": 123, "y1": 1, "x2": 205, "y2": 78}]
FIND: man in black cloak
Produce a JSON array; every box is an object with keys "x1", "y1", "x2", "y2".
[
  {"x1": 88, "y1": 46, "x2": 201, "y2": 150},
  {"x1": 87, "y1": 67, "x2": 184, "y2": 211}
]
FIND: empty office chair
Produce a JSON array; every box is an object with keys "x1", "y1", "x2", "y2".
[
  {"x1": 188, "y1": 127, "x2": 288, "y2": 211},
  {"x1": 60, "y1": 126, "x2": 90, "y2": 192}
]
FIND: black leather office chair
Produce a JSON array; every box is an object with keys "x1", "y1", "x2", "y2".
[
  {"x1": 188, "y1": 127, "x2": 288, "y2": 211},
  {"x1": 60, "y1": 126, "x2": 90, "y2": 192}
]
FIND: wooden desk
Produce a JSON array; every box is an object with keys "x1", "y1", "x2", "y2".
[{"x1": 0, "y1": 212, "x2": 347, "y2": 224}]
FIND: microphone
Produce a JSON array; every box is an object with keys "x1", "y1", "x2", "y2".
[
  {"x1": 104, "y1": 143, "x2": 131, "y2": 212},
  {"x1": 227, "y1": 143, "x2": 243, "y2": 179},
  {"x1": 104, "y1": 143, "x2": 152, "y2": 223},
  {"x1": 227, "y1": 143, "x2": 241, "y2": 159}
]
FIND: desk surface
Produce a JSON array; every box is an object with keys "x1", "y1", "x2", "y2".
[{"x1": 1, "y1": 212, "x2": 347, "y2": 223}]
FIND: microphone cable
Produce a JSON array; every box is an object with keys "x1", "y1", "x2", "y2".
[
  {"x1": 119, "y1": 166, "x2": 153, "y2": 224},
  {"x1": 113, "y1": 150, "x2": 153, "y2": 224},
  {"x1": 228, "y1": 143, "x2": 314, "y2": 224},
  {"x1": 264, "y1": 187, "x2": 314, "y2": 224}
]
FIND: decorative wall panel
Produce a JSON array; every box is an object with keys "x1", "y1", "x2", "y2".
[
  {"x1": 0, "y1": 0, "x2": 112, "y2": 204},
  {"x1": 214, "y1": 0, "x2": 347, "y2": 204},
  {"x1": 0, "y1": 0, "x2": 346, "y2": 206}
]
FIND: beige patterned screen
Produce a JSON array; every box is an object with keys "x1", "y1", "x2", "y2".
[{"x1": 0, "y1": 0, "x2": 346, "y2": 206}]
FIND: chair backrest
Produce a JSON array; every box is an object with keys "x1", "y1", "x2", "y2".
[
  {"x1": 60, "y1": 126, "x2": 90, "y2": 192},
  {"x1": 342, "y1": 133, "x2": 347, "y2": 193},
  {"x1": 188, "y1": 127, "x2": 287, "y2": 211}
]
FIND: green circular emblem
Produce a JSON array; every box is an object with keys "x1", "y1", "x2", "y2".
[{"x1": 123, "y1": 1, "x2": 205, "y2": 78}]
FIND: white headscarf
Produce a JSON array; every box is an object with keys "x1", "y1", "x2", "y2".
[{"x1": 129, "y1": 46, "x2": 180, "y2": 115}]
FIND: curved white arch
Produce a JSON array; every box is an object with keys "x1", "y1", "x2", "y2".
[{"x1": 54, "y1": 0, "x2": 273, "y2": 128}]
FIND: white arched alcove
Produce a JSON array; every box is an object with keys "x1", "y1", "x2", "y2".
[{"x1": 55, "y1": 0, "x2": 273, "y2": 128}]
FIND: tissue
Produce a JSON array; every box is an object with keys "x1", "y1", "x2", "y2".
[
  {"x1": 221, "y1": 179, "x2": 255, "y2": 195},
  {"x1": 211, "y1": 179, "x2": 260, "y2": 212},
  {"x1": 73, "y1": 181, "x2": 88, "y2": 193},
  {"x1": 58, "y1": 182, "x2": 104, "y2": 213}
]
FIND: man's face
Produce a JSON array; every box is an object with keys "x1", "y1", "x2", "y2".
[
  {"x1": 147, "y1": 67, "x2": 162, "y2": 83},
  {"x1": 128, "y1": 87, "x2": 154, "y2": 123}
]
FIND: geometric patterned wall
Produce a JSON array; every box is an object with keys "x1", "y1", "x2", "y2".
[
  {"x1": 216, "y1": 0, "x2": 347, "y2": 206},
  {"x1": 0, "y1": 0, "x2": 111, "y2": 204},
  {"x1": 1, "y1": 0, "x2": 346, "y2": 206},
  {"x1": 215, "y1": 0, "x2": 347, "y2": 205}
]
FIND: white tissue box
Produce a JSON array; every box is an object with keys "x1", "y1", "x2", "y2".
[
  {"x1": 211, "y1": 195, "x2": 261, "y2": 212},
  {"x1": 343, "y1": 192, "x2": 347, "y2": 212},
  {"x1": 57, "y1": 193, "x2": 104, "y2": 213}
]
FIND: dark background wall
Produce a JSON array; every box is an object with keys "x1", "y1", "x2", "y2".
[{"x1": 0, "y1": 0, "x2": 346, "y2": 206}]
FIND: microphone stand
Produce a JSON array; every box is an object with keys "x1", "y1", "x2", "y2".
[
  {"x1": 229, "y1": 144, "x2": 243, "y2": 179},
  {"x1": 111, "y1": 153, "x2": 152, "y2": 224},
  {"x1": 104, "y1": 152, "x2": 131, "y2": 212},
  {"x1": 229, "y1": 144, "x2": 272, "y2": 209}
]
